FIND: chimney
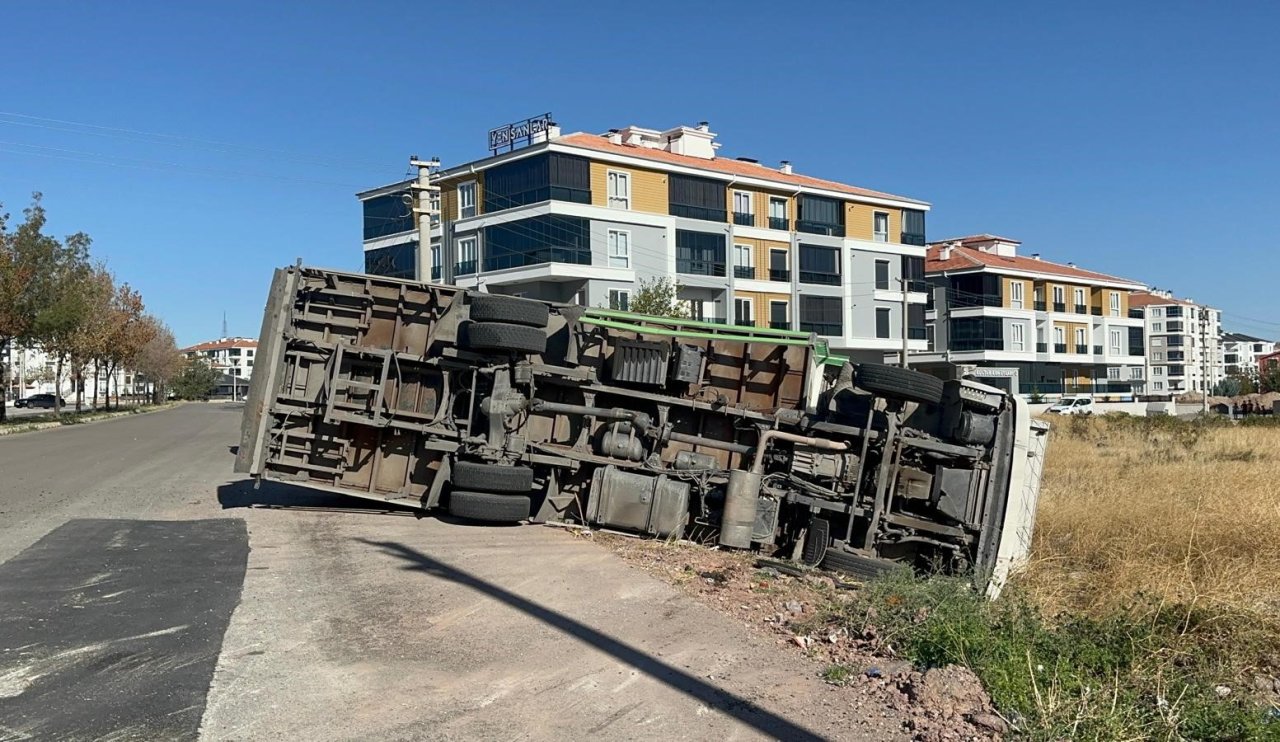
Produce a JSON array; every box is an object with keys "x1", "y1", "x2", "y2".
[
  {"x1": 547, "y1": 124, "x2": 561, "y2": 139},
  {"x1": 1031, "y1": 253, "x2": 1041, "y2": 260},
  {"x1": 939, "y1": 246, "x2": 952, "y2": 261},
  {"x1": 606, "y1": 129, "x2": 622, "y2": 145},
  {"x1": 780, "y1": 160, "x2": 793, "y2": 174},
  {"x1": 697, "y1": 121, "x2": 710, "y2": 132},
  {"x1": 1067, "y1": 262, "x2": 1076, "y2": 268}
]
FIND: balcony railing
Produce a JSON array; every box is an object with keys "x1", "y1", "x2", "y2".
[
  {"x1": 948, "y1": 294, "x2": 1001, "y2": 309},
  {"x1": 950, "y1": 339, "x2": 1004, "y2": 351},
  {"x1": 768, "y1": 216, "x2": 789, "y2": 231},
  {"x1": 454, "y1": 260, "x2": 477, "y2": 275},
  {"x1": 769, "y1": 268, "x2": 790, "y2": 282},
  {"x1": 484, "y1": 248, "x2": 591, "y2": 272},
  {"x1": 677, "y1": 259, "x2": 726, "y2": 277},
  {"x1": 1091, "y1": 307, "x2": 1103, "y2": 316},
  {"x1": 905, "y1": 279, "x2": 931, "y2": 293},
  {"x1": 1052, "y1": 302, "x2": 1066, "y2": 312},
  {"x1": 901, "y1": 232, "x2": 927, "y2": 246},
  {"x1": 799, "y1": 271, "x2": 840, "y2": 286},
  {"x1": 670, "y1": 204, "x2": 727, "y2": 222},
  {"x1": 1093, "y1": 345, "x2": 1103, "y2": 354},
  {"x1": 1054, "y1": 343, "x2": 1068, "y2": 353},
  {"x1": 1075, "y1": 304, "x2": 1088, "y2": 314},
  {"x1": 1036, "y1": 342, "x2": 1048, "y2": 352},
  {"x1": 908, "y1": 328, "x2": 927, "y2": 340},
  {"x1": 799, "y1": 321, "x2": 842, "y2": 336},
  {"x1": 1128, "y1": 308, "x2": 1145, "y2": 319},
  {"x1": 1129, "y1": 345, "x2": 1146, "y2": 356},
  {"x1": 796, "y1": 220, "x2": 845, "y2": 237},
  {"x1": 734, "y1": 266, "x2": 756, "y2": 279},
  {"x1": 769, "y1": 320, "x2": 791, "y2": 330},
  {"x1": 732, "y1": 212, "x2": 754, "y2": 227},
  {"x1": 1034, "y1": 301, "x2": 1047, "y2": 311}
]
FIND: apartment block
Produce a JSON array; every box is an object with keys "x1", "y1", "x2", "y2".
[
  {"x1": 1129, "y1": 291, "x2": 1223, "y2": 396},
  {"x1": 1222, "y1": 333, "x2": 1277, "y2": 377},
  {"x1": 180, "y1": 337, "x2": 258, "y2": 380},
  {"x1": 357, "y1": 121, "x2": 932, "y2": 360},
  {"x1": 911, "y1": 235, "x2": 1147, "y2": 398}
]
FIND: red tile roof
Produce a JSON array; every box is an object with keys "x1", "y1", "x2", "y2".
[
  {"x1": 556, "y1": 132, "x2": 928, "y2": 206},
  {"x1": 1128, "y1": 292, "x2": 1196, "y2": 308},
  {"x1": 932, "y1": 234, "x2": 1022, "y2": 245},
  {"x1": 181, "y1": 337, "x2": 258, "y2": 353},
  {"x1": 925, "y1": 244, "x2": 1143, "y2": 286}
]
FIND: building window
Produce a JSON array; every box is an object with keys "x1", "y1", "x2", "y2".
[
  {"x1": 1053, "y1": 326, "x2": 1065, "y2": 350},
  {"x1": 734, "y1": 297, "x2": 754, "y2": 326},
  {"x1": 430, "y1": 245, "x2": 441, "y2": 280},
  {"x1": 1107, "y1": 367, "x2": 1120, "y2": 380},
  {"x1": 607, "y1": 229, "x2": 630, "y2": 269},
  {"x1": 1151, "y1": 307, "x2": 1162, "y2": 318},
  {"x1": 874, "y1": 260, "x2": 890, "y2": 290},
  {"x1": 484, "y1": 215, "x2": 590, "y2": 271},
  {"x1": 1131, "y1": 367, "x2": 1143, "y2": 379},
  {"x1": 1154, "y1": 380, "x2": 1164, "y2": 391},
  {"x1": 1074, "y1": 327, "x2": 1086, "y2": 349},
  {"x1": 733, "y1": 243, "x2": 754, "y2": 279},
  {"x1": 901, "y1": 209, "x2": 926, "y2": 245},
  {"x1": 456, "y1": 236, "x2": 478, "y2": 274},
  {"x1": 669, "y1": 174, "x2": 727, "y2": 222},
  {"x1": 799, "y1": 295, "x2": 842, "y2": 336},
  {"x1": 1052, "y1": 286, "x2": 1065, "y2": 308},
  {"x1": 458, "y1": 181, "x2": 477, "y2": 219},
  {"x1": 1153, "y1": 366, "x2": 1164, "y2": 376},
  {"x1": 950, "y1": 317, "x2": 1003, "y2": 351},
  {"x1": 769, "y1": 300, "x2": 788, "y2": 329},
  {"x1": 1110, "y1": 329, "x2": 1122, "y2": 354},
  {"x1": 607, "y1": 170, "x2": 630, "y2": 209},
  {"x1": 362, "y1": 191, "x2": 415, "y2": 240},
  {"x1": 796, "y1": 195, "x2": 844, "y2": 236},
  {"x1": 1011, "y1": 322, "x2": 1026, "y2": 351},
  {"x1": 1010, "y1": 281, "x2": 1024, "y2": 309},
  {"x1": 732, "y1": 191, "x2": 753, "y2": 226},
  {"x1": 608, "y1": 289, "x2": 630, "y2": 311},
  {"x1": 798, "y1": 244, "x2": 840, "y2": 285},
  {"x1": 1110, "y1": 292, "x2": 1121, "y2": 317},
  {"x1": 768, "y1": 249, "x2": 789, "y2": 282},
  {"x1": 873, "y1": 212, "x2": 889, "y2": 242},
  {"x1": 1152, "y1": 322, "x2": 1162, "y2": 333},
  {"x1": 483, "y1": 153, "x2": 590, "y2": 210},
  {"x1": 365, "y1": 242, "x2": 416, "y2": 279},
  {"x1": 1073, "y1": 288, "x2": 1086, "y2": 312},
  {"x1": 876, "y1": 307, "x2": 891, "y2": 339},
  {"x1": 675, "y1": 230, "x2": 726, "y2": 276},
  {"x1": 768, "y1": 197, "x2": 788, "y2": 230}
]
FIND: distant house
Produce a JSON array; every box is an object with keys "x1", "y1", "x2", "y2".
[{"x1": 180, "y1": 337, "x2": 258, "y2": 383}]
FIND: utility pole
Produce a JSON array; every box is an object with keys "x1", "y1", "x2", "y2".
[
  {"x1": 898, "y1": 277, "x2": 910, "y2": 368},
  {"x1": 410, "y1": 155, "x2": 441, "y2": 283},
  {"x1": 1200, "y1": 308, "x2": 1210, "y2": 416}
]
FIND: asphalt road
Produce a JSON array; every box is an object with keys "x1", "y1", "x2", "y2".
[{"x1": 0, "y1": 404, "x2": 897, "y2": 741}]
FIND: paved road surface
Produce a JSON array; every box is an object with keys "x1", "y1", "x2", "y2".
[{"x1": 0, "y1": 404, "x2": 898, "y2": 741}]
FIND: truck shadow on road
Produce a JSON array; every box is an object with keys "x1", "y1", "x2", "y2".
[
  {"x1": 216, "y1": 479, "x2": 420, "y2": 518},
  {"x1": 355, "y1": 538, "x2": 827, "y2": 742}
]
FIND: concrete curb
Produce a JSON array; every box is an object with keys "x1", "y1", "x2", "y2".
[{"x1": 0, "y1": 402, "x2": 184, "y2": 438}]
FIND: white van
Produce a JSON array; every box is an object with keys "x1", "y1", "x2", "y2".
[{"x1": 1047, "y1": 395, "x2": 1094, "y2": 415}]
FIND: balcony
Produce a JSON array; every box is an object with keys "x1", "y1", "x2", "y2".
[
  {"x1": 677, "y1": 259, "x2": 726, "y2": 277},
  {"x1": 1074, "y1": 304, "x2": 1088, "y2": 314},
  {"x1": 901, "y1": 232, "x2": 927, "y2": 246},
  {"x1": 1129, "y1": 345, "x2": 1145, "y2": 356},
  {"x1": 484, "y1": 248, "x2": 591, "y2": 272},
  {"x1": 732, "y1": 212, "x2": 754, "y2": 227},
  {"x1": 905, "y1": 279, "x2": 931, "y2": 293},
  {"x1": 1052, "y1": 302, "x2": 1066, "y2": 313},
  {"x1": 769, "y1": 320, "x2": 791, "y2": 330},
  {"x1": 1093, "y1": 345, "x2": 1103, "y2": 354},
  {"x1": 948, "y1": 294, "x2": 1001, "y2": 309},
  {"x1": 800, "y1": 321, "x2": 842, "y2": 336},
  {"x1": 768, "y1": 268, "x2": 791, "y2": 282},
  {"x1": 1036, "y1": 342, "x2": 1048, "y2": 352},
  {"x1": 796, "y1": 220, "x2": 845, "y2": 237},
  {"x1": 950, "y1": 339, "x2": 1004, "y2": 351},
  {"x1": 670, "y1": 204, "x2": 727, "y2": 222},
  {"x1": 455, "y1": 260, "x2": 477, "y2": 275},
  {"x1": 768, "y1": 216, "x2": 789, "y2": 231},
  {"x1": 734, "y1": 266, "x2": 756, "y2": 280},
  {"x1": 799, "y1": 271, "x2": 840, "y2": 286},
  {"x1": 1166, "y1": 322, "x2": 1184, "y2": 333},
  {"x1": 908, "y1": 328, "x2": 927, "y2": 340},
  {"x1": 1054, "y1": 343, "x2": 1068, "y2": 353},
  {"x1": 1034, "y1": 301, "x2": 1047, "y2": 311},
  {"x1": 1091, "y1": 307, "x2": 1102, "y2": 316},
  {"x1": 1128, "y1": 308, "x2": 1144, "y2": 319}
]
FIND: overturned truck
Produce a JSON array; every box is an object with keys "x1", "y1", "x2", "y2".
[{"x1": 236, "y1": 266, "x2": 1048, "y2": 596}]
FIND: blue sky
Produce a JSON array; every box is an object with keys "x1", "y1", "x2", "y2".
[{"x1": 2, "y1": 1, "x2": 1278, "y2": 345}]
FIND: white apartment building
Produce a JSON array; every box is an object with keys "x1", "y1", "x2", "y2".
[
  {"x1": 1222, "y1": 333, "x2": 1277, "y2": 378},
  {"x1": 3, "y1": 343, "x2": 139, "y2": 403},
  {"x1": 912, "y1": 235, "x2": 1148, "y2": 399},
  {"x1": 180, "y1": 337, "x2": 258, "y2": 380},
  {"x1": 1129, "y1": 291, "x2": 1223, "y2": 396},
  {"x1": 357, "y1": 120, "x2": 933, "y2": 362}
]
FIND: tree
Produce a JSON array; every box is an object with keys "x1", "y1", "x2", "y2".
[
  {"x1": 1261, "y1": 364, "x2": 1280, "y2": 395},
  {"x1": 170, "y1": 357, "x2": 220, "y2": 401},
  {"x1": 133, "y1": 316, "x2": 181, "y2": 403},
  {"x1": 28, "y1": 231, "x2": 92, "y2": 416},
  {"x1": 628, "y1": 277, "x2": 690, "y2": 319}
]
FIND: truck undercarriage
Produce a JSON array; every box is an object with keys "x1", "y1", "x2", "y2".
[{"x1": 236, "y1": 267, "x2": 1047, "y2": 596}]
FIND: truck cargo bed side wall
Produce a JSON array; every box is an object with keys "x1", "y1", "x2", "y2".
[{"x1": 236, "y1": 267, "x2": 295, "y2": 475}]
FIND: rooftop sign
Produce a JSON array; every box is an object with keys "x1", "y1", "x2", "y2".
[{"x1": 488, "y1": 113, "x2": 553, "y2": 154}]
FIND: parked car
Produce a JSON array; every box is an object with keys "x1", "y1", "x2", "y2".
[
  {"x1": 18, "y1": 393, "x2": 66, "y2": 409},
  {"x1": 1047, "y1": 396, "x2": 1094, "y2": 415}
]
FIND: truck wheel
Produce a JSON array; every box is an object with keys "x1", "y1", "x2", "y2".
[
  {"x1": 800, "y1": 517, "x2": 830, "y2": 566},
  {"x1": 821, "y1": 548, "x2": 907, "y2": 580},
  {"x1": 855, "y1": 363, "x2": 945, "y2": 406},
  {"x1": 469, "y1": 293, "x2": 549, "y2": 328},
  {"x1": 467, "y1": 322, "x2": 547, "y2": 355},
  {"x1": 451, "y1": 461, "x2": 534, "y2": 493},
  {"x1": 447, "y1": 491, "x2": 531, "y2": 522}
]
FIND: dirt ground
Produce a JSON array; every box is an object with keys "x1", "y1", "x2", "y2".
[{"x1": 597, "y1": 533, "x2": 1009, "y2": 741}]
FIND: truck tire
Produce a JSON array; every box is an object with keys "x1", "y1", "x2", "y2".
[
  {"x1": 469, "y1": 293, "x2": 549, "y2": 328},
  {"x1": 855, "y1": 363, "x2": 945, "y2": 406},
  {"x1": 801, "y1": 517, "x2": 830, "y2": 566},
  {"x1": 821, "y1": 548, "x2": 907, "y2": 580},
  {"x1": 467, "y1": 322, "x2": 547, "y2": 355},
  {"x1": 447, "y1": 491, "x2": 531, "y2": 522},
  {"x1": 451, "y1": 461, "x2": 534, "y2": 493}
]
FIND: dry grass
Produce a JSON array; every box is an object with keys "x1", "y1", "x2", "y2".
[{"x1": 1021, "y1": 416, "x2": 1280, "y2": 619}]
